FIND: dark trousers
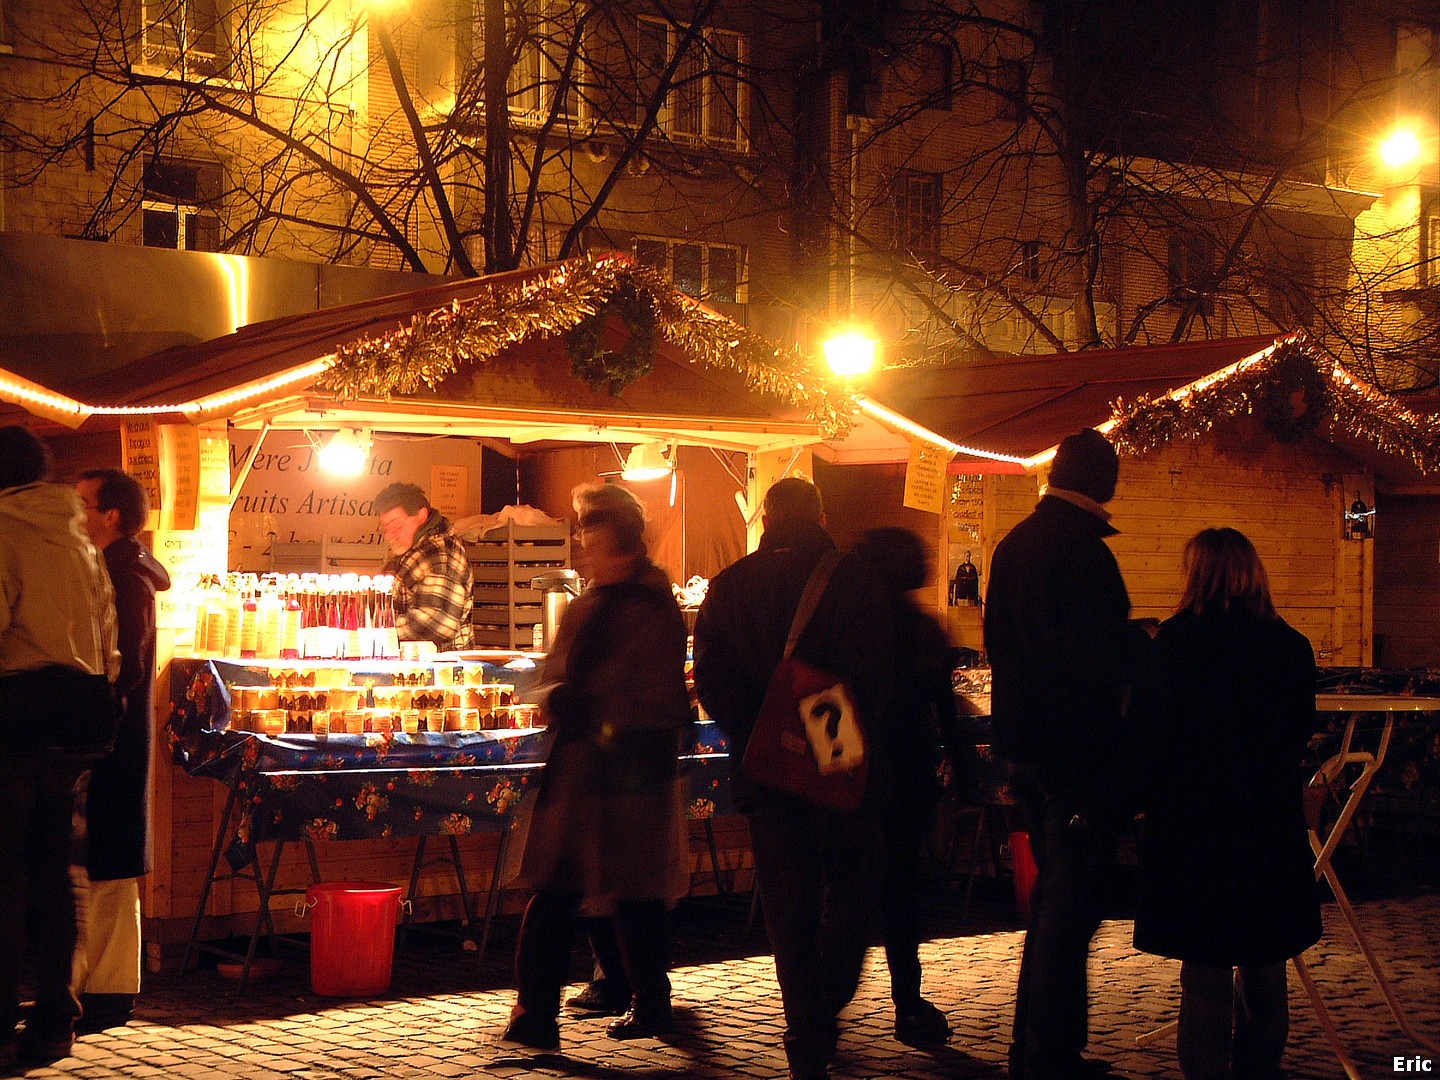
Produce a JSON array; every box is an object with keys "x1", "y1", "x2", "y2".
[
  {"x1": 748, "y1": 798, "x2": 883, "y2": 1076},
  {"x1": 880, "y1": 813, "x2": 929, "y2": 1007},
  {"x1": 581, "y1": 915, "x2": 633, "y2": 998},
  {"x1": 1010, "y1": 770, "x2": 1117, "y2": 1079},
  {"x1": 513, "y1": 892, "x2": 669, "y2": 1020},
  {"x1": 1178, "y1": 961, "x2": 1290, "y2": 1080},
  {"x1": 0, "y1": 755, "x2": 91, "y2": 1040}
]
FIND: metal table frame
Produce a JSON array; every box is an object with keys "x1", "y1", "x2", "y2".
[
  {"x1": 181, "y1": 765, "x2": 522, "y2": 992},
  {"x1": 1291, "y1": 695, "x2": 1440, "y2": 1078}
]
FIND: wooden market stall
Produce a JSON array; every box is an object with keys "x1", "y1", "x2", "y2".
[
  {"x1": 0, "y1": 255, "x2": 855, "y2": 969},
  {"x1": 825, "y1": 332, "x2": 1440, "y2": 878},
  {"x1": 827, "y1": 332, "x2": 1440, "y2": 668}
]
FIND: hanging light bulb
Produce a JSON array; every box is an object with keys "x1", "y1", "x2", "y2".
[
  {"x1": 318, "y1": 428, "x2": 373, "y2": 476},
  {"x1": 621, "y1": 442, "x2": 674, "y2": 482}
]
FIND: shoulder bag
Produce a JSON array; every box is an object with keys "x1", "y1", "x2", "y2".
[{"x1": 740, "y1": 552, "x2": 869, "y2": 812}]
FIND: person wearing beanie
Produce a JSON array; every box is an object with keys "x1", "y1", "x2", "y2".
[{"x1": 983, "y1": 428, "x2": 1153, "y2": 1080}]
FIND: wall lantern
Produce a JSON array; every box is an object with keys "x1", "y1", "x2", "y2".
[
  {"x1": 620, "y1": 442, "x2": 674, "y2": 482},
  {"x1": 1345, "y1": 492, "x2": 1375, "y2": 541}
]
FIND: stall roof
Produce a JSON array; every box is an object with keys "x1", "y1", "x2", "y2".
[
  {"x1": 834, "y1": 333, "x2": 1440, "y2": 489},
  {"x1": 0, "y1": 258, "x2": 837, "y2": 455},
  {"x1": 828, "y1": 335, "x2": 1280, "y2": 467}
]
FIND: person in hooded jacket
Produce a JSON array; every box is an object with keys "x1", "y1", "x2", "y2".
[
  {"x1": 0, "y1": 427, "x2": 119, "y2": 1068},
  {"x1": 851, "y1": 526, "x2": 972, "y2": 1046},
  {"x1": 1129, "y1": 528, "x2": 1321, "y2": 1080},
  {"x1": 72, "y1": 469, "x2": 171, "y2": 1032}
]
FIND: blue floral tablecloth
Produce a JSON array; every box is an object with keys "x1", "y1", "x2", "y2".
[{"x1": 164, "y1": 658, "x2": 735, "y2": 858}]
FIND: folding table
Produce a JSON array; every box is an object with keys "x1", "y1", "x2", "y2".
[{"x1": 1292, "y1": 694, "x2": 1440, "y2": 1079}]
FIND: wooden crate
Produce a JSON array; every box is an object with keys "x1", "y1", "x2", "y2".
[{"x1": 465, "y1": 522, "x2": 570, "y2": 650}]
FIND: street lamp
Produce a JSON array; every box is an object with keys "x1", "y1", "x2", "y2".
[
  {"x1": 823, "y1": 328, "x2": 879, "y2": 379},
  {"x1": 1379, "y1": 124, "x2": 1424, "y2": 171}
]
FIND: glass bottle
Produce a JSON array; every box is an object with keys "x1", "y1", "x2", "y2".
[
  {"x1": 280, "y1": 578, "x2": 302, "y2": 661},
  {"x1": 238, "y1": 589, "x2": 259, "y2": 659}
]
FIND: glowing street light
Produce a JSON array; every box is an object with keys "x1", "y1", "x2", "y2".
[
  {"x1": 823, "y1": 329, "x2": 879, "y2": 379},
  {"x1": 1379, "y1": 125, "x2": 1423, "y2": 171}
]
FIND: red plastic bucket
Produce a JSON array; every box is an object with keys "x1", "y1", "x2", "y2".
[
  {"x1": 303, "y1": 881, "x2": 402, "y2": 997},
  {"x1": 1009, "y1": 831, "x2": 1039, "y2": 923}
]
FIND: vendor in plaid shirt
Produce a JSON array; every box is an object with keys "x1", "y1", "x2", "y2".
[{"x1": 375, "y1": 482, "x2": 474, "y2": 652}]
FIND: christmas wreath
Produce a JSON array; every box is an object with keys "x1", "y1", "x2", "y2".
[
  {"x1": 566, "y1": 280, "x2": 660, "y2": 395},
  {"x1": 1255, "y1": 344, "x2": 1330, "y2": 443}
]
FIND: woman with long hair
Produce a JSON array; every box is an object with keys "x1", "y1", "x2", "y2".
[{"x1": 1130, "y1": 527, "x2": 1321, "y2": 1080}]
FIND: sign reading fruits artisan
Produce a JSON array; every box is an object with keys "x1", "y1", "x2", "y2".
[{"x1": 227, "y1": 430, "x2": 484, "y2": 569}]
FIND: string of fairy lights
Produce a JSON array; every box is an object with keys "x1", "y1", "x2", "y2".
[{"x1": 5, "y1": 260, "x2": 1438, "y2": 475}]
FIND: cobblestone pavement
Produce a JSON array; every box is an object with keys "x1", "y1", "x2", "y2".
[{"x1": 8, "y1": 884, "x2": 1438, "y2": 1079}]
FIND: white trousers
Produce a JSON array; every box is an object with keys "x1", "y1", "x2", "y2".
[{"x1": 73, "y1": 877, "x2": 142, "y2": 996}]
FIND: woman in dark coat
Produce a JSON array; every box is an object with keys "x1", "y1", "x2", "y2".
[
  {"x1": 501, "y1": 482, "x2": 691, "y2": 1052},
  {"x1": 851, "y1": 527, "x2": 972, "y2": 1046},
  {"x1": 1130, "y1": 527, "x2": 1321, "y2": 1080}
]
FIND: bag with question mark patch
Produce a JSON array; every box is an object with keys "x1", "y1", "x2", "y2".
[{"x1": 741, "y1": 553, "x2": 868, "y2": 812}]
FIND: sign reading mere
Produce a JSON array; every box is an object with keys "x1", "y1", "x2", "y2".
[{"x1": 228, "y1": 430, "x2": 484, "y2": 571}]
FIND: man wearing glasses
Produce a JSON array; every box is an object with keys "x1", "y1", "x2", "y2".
[
  {"x1": 72, "y1": 469, "x2": 171, "y2": 1033},
  {"x1": 374, "y1": 482, "x2": 474, "y2": 652}
]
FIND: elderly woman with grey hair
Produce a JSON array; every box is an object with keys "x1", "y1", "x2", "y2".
[{"x1": 501, "y1": 482, "x2": 691, "y2": 1052}]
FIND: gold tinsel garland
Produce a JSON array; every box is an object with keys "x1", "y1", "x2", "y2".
[
  {"x1": 319, "y1": 255, "x2": 853, "y2": 437},
  {"x1": 1108, "y1": 335, "x2": 1440, "y2": 475}
]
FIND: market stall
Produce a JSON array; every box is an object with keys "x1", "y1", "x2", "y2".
[
  {"x1": 0, "y1": 255, "x2": 847, "y2": 967},
  {"x1": 833, "y1": 332, "x2": 1440, "y2": 872}
]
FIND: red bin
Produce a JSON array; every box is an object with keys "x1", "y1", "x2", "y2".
[
  {"x1": 1008, "y1": 831, "x2": 1039, "y2": 923},
  {"x1": 303, "y1": 881, "x2": 402, "y2": 997}
]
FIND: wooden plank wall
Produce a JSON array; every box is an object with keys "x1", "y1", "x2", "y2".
[
  {"x1": 1373, "y1": 493, "x2": 1440, "y2": 668},
  {"x1": 815, "y1": 459, "x2": 946, "y2": 619},
  {"x1": 985, "y1": 423, "x2": 1371, "y2": 665}
]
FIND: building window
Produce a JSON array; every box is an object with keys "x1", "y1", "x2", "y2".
[
  {"x1": 915, "y1": 42, "x2": 953, "y2": 110},
  {"x1": 994, "y1": 58, "x2": 1027, "y2": 123},
  {"x1": 1421, "y1": 190, "x2": 1440, "y2": 289},
  {"x1": 635, "y1": 237, "x2": 745, "y2": 303},
  {"x1": 1267, "y1": 242, "x2": 1317, "y2": 327},
  {"x1": 1019, "y1": 239, "x2": 1042, "y2": 282},
  {"x1": 1168, "y1": 232, "x2": 1215, "y2": 313},
  {"x1": 891, "y1": 171, "x2": 943, "y2": 265},
  {"x1": 637, "y1": 18, "x2": 748, "y2": 150},
  {"x1": 503, "y1": 0, "x2": 584, "y2": 123},
  {"x1": 142, "y1": 158, "x2": 222, "y2": 251},
  {"x1": 141, "y1": 0, "x2": 227, "y2": 79}
]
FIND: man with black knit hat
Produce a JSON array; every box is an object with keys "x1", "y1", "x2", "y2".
[{"x1": 984, "y1": 428, "x2": 1154, "y2": 1080}]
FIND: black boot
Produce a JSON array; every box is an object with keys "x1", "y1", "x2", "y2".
[{"x1": 605, "y1": 1000, "x2": 675, "y2": 1039}]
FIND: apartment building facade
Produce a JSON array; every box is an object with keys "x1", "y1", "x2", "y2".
[{"x1": 0, "y1": 0, "x2": 1435, "y2": 384}]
